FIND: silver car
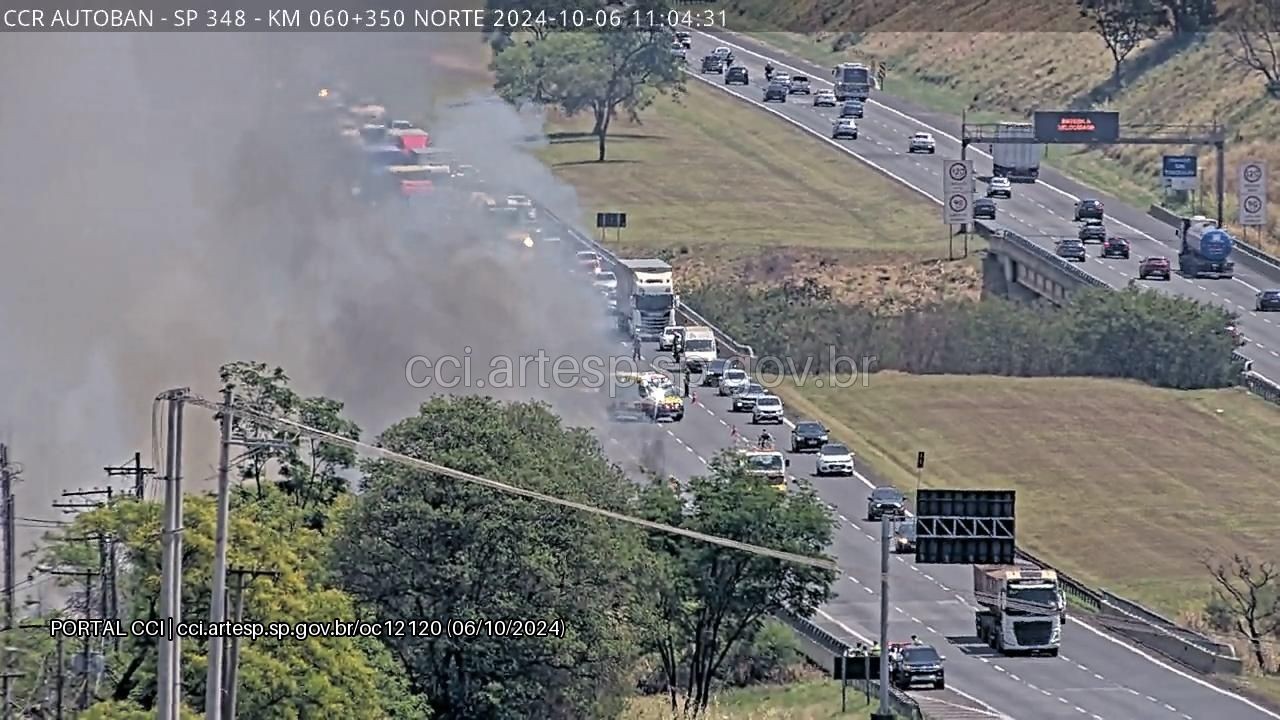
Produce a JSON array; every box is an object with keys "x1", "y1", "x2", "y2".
[
  {"x1": 813, "y1": 90, "x2": 837, "y2": 107},
  {"x1": 719, "y1": 368, "x2": 749, "y2": 396},
  {"x1": 752, "y1": 395, "x2": 784, "y2": 424}
]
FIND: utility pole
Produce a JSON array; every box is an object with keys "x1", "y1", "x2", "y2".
[
  {"x1": 18, "y1": 622, "x2": 61, "y2": 719},
  {"x1": 870, "y1": 515, "x2": 893, "y2": 720},
  {"x1": 156, "y1": 388, "x2": 189, "y2": 720},
  {"x1": 205, "y1": 386, "x2": 234, "y2": 720},
  {"x1": 52, "y1": 489, "x2": 119, "y2": 650},
  {"x1": 104, "y1": 453, "x2": 155, "y2": 503},
  {"x1": 223, "y1": 567, "x2": 277, "y2": 720},
  {"x1": 1, "y1": 444, "x2": 19, "y2": 720},
  {"x1": 46, "y1": 568, "x2": 98, "y2": 711}
]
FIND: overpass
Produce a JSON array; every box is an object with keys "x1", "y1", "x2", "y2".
[{"x1": 974, "y1": 221, "x2": 1104, "y2": 305}]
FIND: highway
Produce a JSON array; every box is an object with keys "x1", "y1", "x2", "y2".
[
  {"x1": 681, "y1": 31, "x2": 1280, "y2": 381},
  {"x1": 536, "y1": 201, "x2": 1280, "y2": 720}
]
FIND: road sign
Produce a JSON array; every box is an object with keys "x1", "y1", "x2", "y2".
[
  {"x1": 1238, "y1": 160, "x2": 1268, "y2": 227},
  {"x1": 942, "y1": 159, "x2": 972, "y2": 226},
  {"x1": 596, "y1": 212, "x2": 627, "y2": 229},
  {"x1": 915, "y1": 489, "x2": 1016, "y2": 565},
  {"x1": 1161, "y1": 155, "x2": 1197, "y2": 191},
  {"x1": 916, "y1": 451, "x2": 925, "y2": 470},
  {"x1": 1033, "y1": 111, "x2": 1120, "y2": 144}
]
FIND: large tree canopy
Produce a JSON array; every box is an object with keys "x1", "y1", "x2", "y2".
[{"x1": 332, "y1": 395, "x2": 653, "y2": 720}]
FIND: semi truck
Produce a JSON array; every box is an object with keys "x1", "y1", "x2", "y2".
[
  {"x1": 1177, "y1": 216, "x2": 1235, "y2": 279},
  {"x1": 991, "y1": 122, "x2": 1041, "y2": 182},
  {"x1": 617, "y1": 259, "x2": 677, "y2": 341},
  {"x1": 832, "y1": 63, "x2": 872, "y2": 101},
  {"x1": 680, "y1": 326, "x2": 718, "y2": 372},
  {"x1": 973, "y1": 565, "x2": 1063, "y2": 656}
]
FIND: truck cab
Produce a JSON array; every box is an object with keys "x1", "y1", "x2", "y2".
[
  {"x1": 973, "y1": 565, "x2": 1063, "y2": 656},
  {"x1": 680, "y1": 326, "x2": 718, "y2": 371}
]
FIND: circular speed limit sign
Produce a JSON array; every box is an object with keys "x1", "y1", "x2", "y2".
[
  {"x1": 947, "y1": 162, "x2": 969, "y2": 182},
  {"x1": 1243, "y1": 195, "x2": 1263, "y2": 213},
  {"x1": 1243, "y1": 163, "x2": 1264, "y2": 184},
  {"x1": 949, "y1": 194, "x2": 969, "y2": 212}
]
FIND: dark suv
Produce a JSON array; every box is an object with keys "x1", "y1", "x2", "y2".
[
  {"x1": 891, "y1": 644, "x2": 946, "y2": 690},
  {"x1": 866, "y1": 487, "x2": 906, "y2": 521},
  {"x1": 763, "y1": 82, "x2": 788, "y2": 103},
  {"x1": 1101, "y1": 236, "x2": 1130, "y2": 259},
  {"x1": 1078, "y1": 220, "x2": 1106, "y2": 243},
  {"x1": 972, "y1": 198, "x2": 997, "y2": 220},
  {"x1": 702, "y1": 358, "x2": 730, "y2": 386},
  {"x1": 1256, "y1": 289, "x2": 1280, "y2": 311},
  {"x1": 1074, "y1": 198, "x2": 1104, "y2": 221},
  {"x1": 725, "y1": 66, "x2": 749, "y2": 85},
  {"x1": 1056, "y1": 240, "x2": 1086, "y2": 262},
  {"x1": 700, "y1": 55, "x2": 724, "y2": 74},
  {"x1": 1137, "y1": 256, "x2": 1171, "y2": 280},
  {"x1": 789, "y1": 421, "x2": 829, "y2": 452}
]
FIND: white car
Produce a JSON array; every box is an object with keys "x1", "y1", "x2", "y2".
[
  {"x1": 659, "y1": 325, "x2": 684, "y2": 352},
  {"x1": 719, "y1": 369, "x2": 749, "y2": 396},
  {"x1": 907, "y1": 132, "x2": 936, "y2": 154},
  {"x1": 815, "y1": 442, "x2": 855, "y2": 476},
  {"x1": 832, "y1": 119, "x2": 858, "y2": 140},
  {"x1": 772, "y1": 73, "x2": 791, "y2": 86},
  {"x1": 752, "y1": 395, "x2": 785, "y2": 424},
  {"x1": 987, "y1": 176, "x2": 1012, "y2": 198},
  {"x1": 592, "y1": 270, "x2": 617, "y2": 293},
  {"x1": 390, "y1": 119, "x2": 414, "y2": 130},
  {"x1": 813, "y1": 90, "x2": 837, "y2": 107}
]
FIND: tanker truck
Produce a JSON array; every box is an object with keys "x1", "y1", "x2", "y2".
[
  {"x1": 973, "y1": 565, "x2": 1063, "y2": 656},
  {"x1": 1177, "y1": 216, "x2": 1235, "y2": 279}
]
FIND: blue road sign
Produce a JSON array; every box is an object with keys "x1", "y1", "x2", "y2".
[{"x1": 1162, "y1": 155, "x2": 1198, "y2": 190}]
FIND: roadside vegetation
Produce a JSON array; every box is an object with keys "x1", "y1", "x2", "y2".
[{"x1": 722, "y1": 0, "x2": 1280, "y2": 252}]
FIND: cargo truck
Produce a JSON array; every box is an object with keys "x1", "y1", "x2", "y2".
[
  {"x1": 973, "y1": 565, "x2": 1063, "y2": 656},
  {"x1": 991, "y1": 122, "x2": 1041, "y2": 183},
  {"x1": 617, "y1": 259, "x2": 678, "y2": 341},
  {"x1": 680, "y1": 326, "x2": 717, "y2": 372},
  {"x1": 1177, "y1": 216, "x2": 1235, "y2": 279},
  {"x1": 832, "y1": 63, "x2": 872, "y2": 101}
]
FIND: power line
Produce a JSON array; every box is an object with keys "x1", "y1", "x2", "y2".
[{"x1": 182, "y1": 394, "x2": 837, "y2": 572}]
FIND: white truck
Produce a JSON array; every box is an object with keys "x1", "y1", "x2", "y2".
[
  {"x1": 973, "y1": 565, "x2": 1063, "y2": 656},
  {"x1": 991, "y1": 122, "x2": 1041, "y2": 183},
  {"x1": 680, "y1": 326, "x2": 717, "y2": 372},
  {"x1": 616, "y1": 259, "x2": 678, "y2": 342},
  {"x1": 832, "y1": 62, "x2": 872, "y2": 101}
]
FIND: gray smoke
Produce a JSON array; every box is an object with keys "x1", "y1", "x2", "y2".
[{"x1": 0, "y1": 30, "x2": 667, "y2": 578}]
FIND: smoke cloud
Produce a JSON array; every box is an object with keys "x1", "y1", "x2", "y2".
[{"x1": 0, "y1": 30, "x2": 669, "y2": 579}]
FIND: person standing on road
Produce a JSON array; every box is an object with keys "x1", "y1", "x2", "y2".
[
  {"x1": 632, "y1": 335, "x2": 642, "y2": 362},
  {"x1": 683, "y1": 371, "x2": 691, "y2": 398}
]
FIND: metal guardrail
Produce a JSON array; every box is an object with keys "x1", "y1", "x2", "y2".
[
  {"x1": 774, "y1": 608, "x2": 926, "y2": 720},
  {"x1": 1148, "y1": 204, "x2": 1280, "y2": 272}
]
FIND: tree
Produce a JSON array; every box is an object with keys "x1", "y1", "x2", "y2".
[
  {"x1": 1205, "y1": 554, "x2": 1280, "y2": 672},
  {"x1": 32, "y1": 488, "x2": 426, "y2": 718},
  {"x1": 1159, "y1": 0, "x2": 1217, "y2": 34},
  {"x1": 492, "y1": 28, "x2": 684, "y2": 161},
  {"x1": 1225, "y1": 0, "x2": 1280, "y2": 98},
  {"x1": 635, "y1": 455, "x2": 837, "y2": 718},
  {"x1": 332, "y1": 395, "x2": 651, "y2": 720},
  {"x1": 218, "y1": 361, "x2": 361, "y2": 525},
  {"x1": 1079, "y1": 0, "x2": 1168, "y2": 92}
]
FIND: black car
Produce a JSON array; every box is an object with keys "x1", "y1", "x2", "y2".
[
  {"x1": 891, "y1": 645, "x2": 946, "y2": 690},
  {"x1": 731, "y1": 383, "x2": 766, "y2": 412},
  {"x1": 1078, "y1": 220, "x2": 1106, "y2": 243},
  {"x1": 1101, "y1": 236, "x2": 1130, "y2": 259},
  {"x1": 1074, "y1": 198, "x2": 1104, "y2": 221},
  {"x1": 675, "y1": 31, "x2": 691, "y2": 49},
  {"x1": 763, "y1": 82, "x2": 788, "y2": 103},
  {"x1": 972, "y1": 198, "x2": 997, "y2": 220},
  {"x1": 866, "y1": 487, "x2": 905, "y2": 521},
  {"x1": 839, "y1": 100, "x2": 864, "y2": 118},
  {"x1": 1257, "y1": 289, "x2": 1280, "y2": 311},
  {"x1": 702, "y1": 358, "x2": 731, "y2": 386},
  {"x1": 700, "y1": 55, "x2": 724, "y2": 74},
  {"x1": 893, "y1": 519, "x2": 917, "y2": 553},
  {"x1": 789, "y1": 421, "x2": 829, "y2": 452},
  {"x1": 725, "y1": 66, "x2": 749, "y2": 85},
  {"x1": 1056, "y1": 240, "x2": 1086, "y2": 262}
]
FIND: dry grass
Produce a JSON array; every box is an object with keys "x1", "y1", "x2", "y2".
[
  {"x1": 773, "y1": 373, "x2": 1280, "y2": 616},
  {"x1": 729, "y1": 1, "x2": 1280, "y2": 253},
  {"x1": 625, "y1": 681, "x2": 881, "y2": 720}
]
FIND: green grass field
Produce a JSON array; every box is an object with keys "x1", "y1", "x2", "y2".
[
  {"x1": 774, "y1": 373, "x2": 1280, "y2": 616},
  {"x1": 625, "y1": 681, "x2": 886, "y2": 720}
]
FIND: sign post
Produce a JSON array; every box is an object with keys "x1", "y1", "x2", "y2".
[
  {"x1": 1239, "y1": 160, "x2": 1268, "y2": 229},
  {"x1": 596, "y1": 211, "x2": 628, "y2": 244},
  {"x1": 943, "y1": 159, "x2": 973, "y2": 259}
]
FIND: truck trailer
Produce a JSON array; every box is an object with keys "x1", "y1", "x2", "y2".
[
  {"x1": 1177, "y1": 216, "x2": 1235, "y2": 279},
  {"x1": 973, "y1": 565, "x2": 1063, "y2": 656},
  {"x1": 991, "y1": 122, "x2": 1042, "y2": 183},
  {"x1": 616, "y1": 259, "x2": 678, "y2": 341}
]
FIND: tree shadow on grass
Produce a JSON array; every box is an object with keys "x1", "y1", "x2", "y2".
[
  {"x1": 552, "y1": 159, "x2": 640, "y2": 167},
  {"x1": 547, "y1": 131, "x2": 668, "y2": 144}
]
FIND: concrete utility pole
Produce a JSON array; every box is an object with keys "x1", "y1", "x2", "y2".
[
  {"x1": 870, "y1": 515, "x2": 894, "y2": 720},
  {"x1": 46, "y1": 568, "x2": 99, "y2": 711},
  {"x1": 223, "y1": 567, "x2": 278, "y2": 720},
  {"x1": 1, "y1": 444, "x2": 17, "y2": 720},
  {"x1": 53, "y1": 490, "x2": 120, "y2": 651},
  {"x1": 156, "y1": 389, "x2": 189, "y2": 720},
  {"x1": 18, "y1": 622, "x2": 61, "y2": 719},
  {"x1": 205, "y1": 387, "x2": 234, "y2": 720}
]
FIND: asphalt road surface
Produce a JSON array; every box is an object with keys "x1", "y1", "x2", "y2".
[
  {"x1": 538, "y1": 225, "x2": 1280, "y2": 720},
  {"x1": 682, "y1": 31, "x2": 1280, "y2": 381}
]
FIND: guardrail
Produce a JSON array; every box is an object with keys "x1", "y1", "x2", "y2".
[
  {"x1": 1148, "y1": 204, "x2": 1280, "y2": 272},
  {"x1": 774, "y1": 608, "x2": 927, "y2": 720},
  {"x1": 544, "y1": 202, "x2": 1245, "y2": 677}
]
